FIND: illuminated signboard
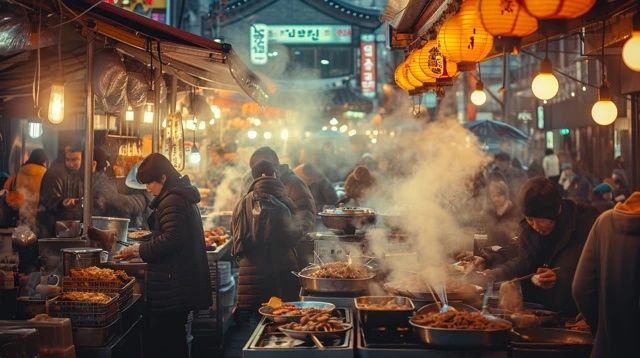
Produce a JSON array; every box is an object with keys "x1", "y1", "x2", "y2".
[
  {"x1": 267, "y1": 25, "x2": 352, "y2": 44},
  {"x1": 250, "y1": 24, "x2": 268, "y2": 65},
  {"x1": 360, "y1": 34, "x2": 376, "y2": 98}
]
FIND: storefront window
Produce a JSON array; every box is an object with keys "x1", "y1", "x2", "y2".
[{"x1": 265, "y1": 45, "x2": 353, "y2": 79}]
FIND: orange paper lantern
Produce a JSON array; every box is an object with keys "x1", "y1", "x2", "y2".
[
  {"x1": 415, "y1": 40, "x2": 459, "y2": 78},
  {"x1": 394, "y1": 63, "x2": 415, "y2": 91},
  {"x1": 478, "y1": 0, "x2": 538, "y2": 37},
  {"x1": 408, "y1": 51, "x2": 438, "y2": 83},
  {"x1": 404, "y1": 62, "x2": 424, "y2": 88},
  {"x1": 438, "y1": 0, "x2": 494, "y2": 70},
  {"x1": 522, "y1": 0, "x2": 596, "y2": 20}
]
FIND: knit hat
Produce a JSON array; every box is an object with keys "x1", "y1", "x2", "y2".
[
  {"x1": 521, "y1": 177, "x2": 561, "y2": 220},
  {"x1": 25, "y1": 149, "x2": 48, "y2": 166},
  {"x1": 251, "y1": 160, "x2": 277, "y2": 179},
  {"x1": 249, "y1": 146, "x2": 279, "y2": 168},
  {"x1": 344, "y1": 166, "x2": 376, "y2": 199},
  {"x1": 592, "y1": 183, "x2": 613, "y2": 194}
]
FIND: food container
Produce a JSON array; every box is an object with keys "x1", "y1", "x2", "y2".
[
  {"x1": 91, "y1": 216, "x2": 130, "y2": 256},
  {"x1": 16, "y1": 297, "x2": 49, "y2": 319},
  {"x1": 291, "y1": 263, "x2": 376, "y2": 294},
  {"x1": 0, "y1": 317, "x2": 74, "y2": 355},
  {"x1": 48, "y1": 293, "x2": 119, "y2": 327},
  {"x1": 73, "y1": 315, "x2": 121, "y2": 347},
  {"x1": 55, "y1": 221, "x2": 82, "y2": 238},
  {"x1": 38, "y1": 239, "x2": 87, "y2": 274},
  {"x1": 62, "y1": 276, "x2": 136, "y2": 310},
  {"x1": 318, "y1": 207, "x2": 376, "y2": 234},
  {"x1": 354, "y1": 296, "x2": 415, "y2": 327},
  {"x1": 409, "y1": 303, "x2": 512, "y2": 348},
  {"x1": 258, "y1": 301, "x2": 336, "y2": 323},
  {"x1": 61, "y1": 248, "x2": 107, "y2": 276},
  {"x1": 510, "y1": 327, "x2": 593, "y2": 348}
]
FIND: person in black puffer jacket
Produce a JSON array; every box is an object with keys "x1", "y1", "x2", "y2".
[
  {"x1": 233, "y1": 160, "x2": 300, "y2": 312},
  {"x1": 114, "y1": 153, "x2": 211, "y2": 358}
]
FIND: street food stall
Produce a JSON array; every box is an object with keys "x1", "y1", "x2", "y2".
[{"x1": 0, "y1": 0, "x2": 269, "y2": 356}]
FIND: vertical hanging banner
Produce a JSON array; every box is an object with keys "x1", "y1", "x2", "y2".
[
  {"x1": 360, "y1": 34, "x2": 376, "y2": 98},
  {"x1": 250, "y1": 24, "x2": 268, "y2": 65}
]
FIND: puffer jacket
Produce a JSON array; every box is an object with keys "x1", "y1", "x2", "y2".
[
  {"x1": 293, "y1": 164, "x2": 338, "y2": 209},
  {"x1": 139, "y1": 176, "x2": 212, "y2": 313},
  {"x1": 573, "y1": 193, "x2": 640, "y2": 358},
  {"x1": 232, "y1": 176, "x2": 300, "y2": 310},
  {"x1": 92, "y1": 172, "x2": 148, "y2": 221},
  {"x1": 488, "y1": 199, "x2": 598, "y2": 315},
  {"x1": 4, "y1": 163, "x2": 47, "y2": 225}
]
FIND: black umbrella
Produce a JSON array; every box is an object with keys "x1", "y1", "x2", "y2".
[{"x1": 463, "y1": 119, "x2": 528, "y2": 143}]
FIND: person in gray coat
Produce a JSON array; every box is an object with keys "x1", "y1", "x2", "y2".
[{"x1": 572, "y1": 192, "x2": 640, "y2": 358}]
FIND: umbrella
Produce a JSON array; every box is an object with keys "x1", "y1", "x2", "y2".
[{"x1": 463, "y1": 119, "x2": 528, "y2": 143}]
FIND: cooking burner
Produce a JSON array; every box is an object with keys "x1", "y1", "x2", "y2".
[{"x1": 244, "y1": 308, "x2": 354, "y2": 358}]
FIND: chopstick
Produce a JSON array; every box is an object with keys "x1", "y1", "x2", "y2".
[{"x1": 503, "y1": 267, "x2": 561, "y2": 284}]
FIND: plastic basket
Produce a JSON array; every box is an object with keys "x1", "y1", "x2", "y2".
[
  {"x1": 61, "y1": 277, "x2": 135, "y2": 309},
  {"x1": 48, "y1": 294, "x2": 119, "y2": 327}
]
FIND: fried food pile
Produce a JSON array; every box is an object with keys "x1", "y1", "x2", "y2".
[
  {"x1": 127, "y1": 230, "x2": 151, "y2": 240},
  {"x1": 358, "y1": 298, "x2": 412, "y2": 310},
  {"x1": 69, "y1": 266, "x2": 131, "y2": 283},
  {"x1": 281, "y1": 312, "x2": 345, "y2": 332},
  {"x1": 204, "y1": 226, "x2": 228, "y2": 248},
  {"x1": 411, "y1": 311, "x2": 511, "y2": 330},
  {"x1": 59, "y1": 292, "x2": 112, "y2": 303},
  {"x1": 307, "y1": 262, "x2": 370, "y2": 279},
  {"x1": 263, "y1": 304, "x2": 329, "y2": 317}
]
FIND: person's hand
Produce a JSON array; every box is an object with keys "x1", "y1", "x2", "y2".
[
  {"x1": 62, "y1": 198, "x2": 78, "y2": 207},
  {"x1": 532, "y1": 267, "x2": 556, "y2": 289},
  {"x1": 471, "y1": 256, "x2": 487, "y2": 271},
  {"x1": 113, "y1": 244, "x2": 140, "y2": 261},
  {"x1": 455, "y1": 250, "x2": 474, "y2": 261}
]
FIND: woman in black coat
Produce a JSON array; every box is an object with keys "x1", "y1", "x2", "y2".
[{"x1": 115, "y1": 153, "x2": 211, "y2": 358}]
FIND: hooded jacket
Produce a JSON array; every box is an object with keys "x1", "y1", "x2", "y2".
[
  {"x1": 232, "y1": 176, "x2": 300, "y2": 310},
  {"x1": 488, "y1": 199, "x2": 598, "y2": 315},
  {"x1": 4, "y1": 163, "x2": 47, "y2": 225},
  {"x1": 572, "y1": 193, "x2": 640, "y2": 358},
  {"x1": 139, "y1": 176, "x2": 212, "y2": 313}
]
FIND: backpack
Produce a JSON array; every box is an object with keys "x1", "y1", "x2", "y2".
[{"x1": 249, "y1": 191, "x2": 293, "y2": 250}]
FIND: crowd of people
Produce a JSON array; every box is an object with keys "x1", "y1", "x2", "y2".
[{"x1": 1, "y1": 139, "x2": 639, "y2": 357}]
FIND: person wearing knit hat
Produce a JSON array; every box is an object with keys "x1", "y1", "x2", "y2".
[
  {"x1": 590, "y1": 183, "x2": 614, "y2": 213},
  {"x1": 475, "y1": 176, "x2": 599, "y2": 315},
  {"x1": 342, "y1": 166, "x2": 376, "y2": 206}
]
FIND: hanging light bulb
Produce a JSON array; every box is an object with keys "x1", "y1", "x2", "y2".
[
  {"x1": 125, "y1": 106, "x2": 134, "y2": 122},
  {"x1": 591, "y1": 83, "x2": 617, "y2": 125},
  {"x1": 470, "y1": 81, "x2": 487, "y2": 106},
  {"x1": 189, "y1": 143, "x2": 201, "y2": 164},
  {"x1": 28, "y1": 121, "x2": 43, "y2": 138},
  {"x1": 622, "y1": 31, "x2": 640, "y2": 72},
  {"x1": 48, "y1": 81, "x2": 65, "y2": 124},
  {"x1": 531, "y1": 58, "x2": 559, "y2": 100},
  {"x1": 143, "y1": 104, "x2": 154, "y2": 124}
]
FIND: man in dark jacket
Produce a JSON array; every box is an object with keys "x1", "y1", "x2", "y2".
[
  {"x1": 572, "y1": 192, "x2": 640, "y2": 358},
  {"x1": 91, "y1": 148, "x2": 148, "y2": 221},
  {"x1": 293, "y1": 163, "x2": 338, "y2": 209},
  {"x1": 233, "y1": 160, "x2": 300, "y2": 311},
  {"x1": 115, "y1": 153, "x2": 211, "y2": 358},
  {"x1": 246, "y1": 146, "x2": 316, "y2": 234},
  {"x1": 37, "y1": 145, "x2": 83, "y2": 237},
  {"x1": 479, "y1": 177, "x2": 598, "y2": 315}
]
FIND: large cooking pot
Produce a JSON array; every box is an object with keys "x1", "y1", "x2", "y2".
[
  {"x1": 55, "y1": 221, "x2": 82, "y2": 238},
  {"x1": 61, "y1": 247, "x2": 108, "y2": 276},
  {"x1": 318, "y1": 207, "x2": 376, "y2": 234},
  {"x1": 91, "y1": 216, "x2": 130, "y2": 255},
  {"x1": 292, "y1": 263, "x2": 376, "y2": 294}
]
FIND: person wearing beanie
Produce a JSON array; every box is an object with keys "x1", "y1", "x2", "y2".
[
  {"x1": 243, "y1": 146, "x2": 316, "y2": 234},
  {"x1": 590, "y1": 183, "x2": 614, "y2": 213},
  {"x1": 293, "y1": 163, "x2": 338, "y2": 209},
  {"x1": 341, "y1": 165, "x2": 376, "y2": 206},
  {"x1": 115, "y1": 153, "x2": 211, "y2": 358},
  {"x1": 478, "y1": 177, "x2": 599, "y2": 315},
  {"x1": 3, "y1": 148, "x2": 48, "y2": 227}
]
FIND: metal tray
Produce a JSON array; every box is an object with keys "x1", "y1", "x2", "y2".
[
  {"x1": 279, "y1": 323, "x2": 353, "y2": 342},
  {"x1": 354, "y1": 296, "x2": 415, "y2": 327},
  {"x1": 293, "y1": 264, "x2": 376, "y2": 294},
  {"x1": 510, "y1": 327, "x2": 593, "y2": 348},
  {"x1": 259, "y1": 301, "x2": 336, "y2": 323}
]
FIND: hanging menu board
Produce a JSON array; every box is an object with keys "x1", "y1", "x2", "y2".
[{"x1": 162, "y1": 112, "x2": 185, "y2": 171}]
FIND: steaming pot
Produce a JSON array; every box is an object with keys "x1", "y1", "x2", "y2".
[
  {"x1": 318, "y1": 207, "x2": 376, "y2": 234},
  {"x1": 61, "y1": 247, "x2": 107, "y2": 276}
]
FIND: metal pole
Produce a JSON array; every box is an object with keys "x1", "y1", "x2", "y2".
[
  {"x1": 631, "y1": 93, "x2": 640, "y2": 190},
  {"x1": 152, "y1": 71, "x2": 161, "y2": 153},
  {"x1": 170, "y1": 75, "x2": 177, "y2": 113},
  {"x1": 83, "y1": 33, "x2": 95, "y2": 233}
]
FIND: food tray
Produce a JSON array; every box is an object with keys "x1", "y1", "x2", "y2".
[
  {"x1": 48, "y1": 294, "x2": 119, "y2": 327},
  {"x1": 62, "y1": 277, "x2": 135, "y2": 309},
  {"x1": 354, "y1": 296, "x2": 415, "y2": 327},
  {"x1": 258, "y1": 301, "x2": 336, "y2": 323}
]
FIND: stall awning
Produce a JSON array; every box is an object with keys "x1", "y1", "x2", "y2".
[{"x1": 63, "y1": 0, "x2": 273, "y2": 104}]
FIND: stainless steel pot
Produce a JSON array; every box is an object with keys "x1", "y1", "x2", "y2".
[
  {"x1": 91, "y1": 216, "x2": 130, "y2": 256},
  {"x1": 61, "y1": 247, "x2": 107, "y2": 276},
  {"x1": 318, "y1": 208, "x2": 376, "y2": 234},
  {"x1": 291, "y1": 264, "x2": 376, "y2": 294},
  {"x1": 55, "y1": 221, "x2": 82, "y2": 238},
  {"x1": 409, "y1": 303, "x2": 512, "y2": 348}
]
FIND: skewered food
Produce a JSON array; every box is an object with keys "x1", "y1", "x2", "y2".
[
  {"x1": 59, "y1": 292, "x2": 111, "y2": 303},
  {"x1": 69, "y1": 266, "x2": 131, "y2": 283},
  {"x1": 307, "y1": 262, "x2": 370, "y2": 279},
  {"x1": 411, "y1": 311, "x2": 511, "y2": 330},
  {"x1": 204, "y1": 226, "x2": 228, "y2": 248},
  {"x1": 281, "y1": 312, "x2": 345, "y2": 332},
  {"x1": 357, "y1": 298, "x2": 413, "y2": 310}
]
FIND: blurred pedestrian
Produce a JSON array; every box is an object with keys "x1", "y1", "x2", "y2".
[
  {"x1": 573, "y1": 192, "x2": 640, "y2": 357},
  {"x1": 492, "y1": 152, "x2": 527, "y2": 199},
  {"x1": 590, "y1": 183, "x2": 614, "y2": 214},
  {"x1": 542, "y1": 149, "x2": 560, "y2": 182},
  {"x1": 3, "y1": 149, "x2": 48, "y2": 227}
]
